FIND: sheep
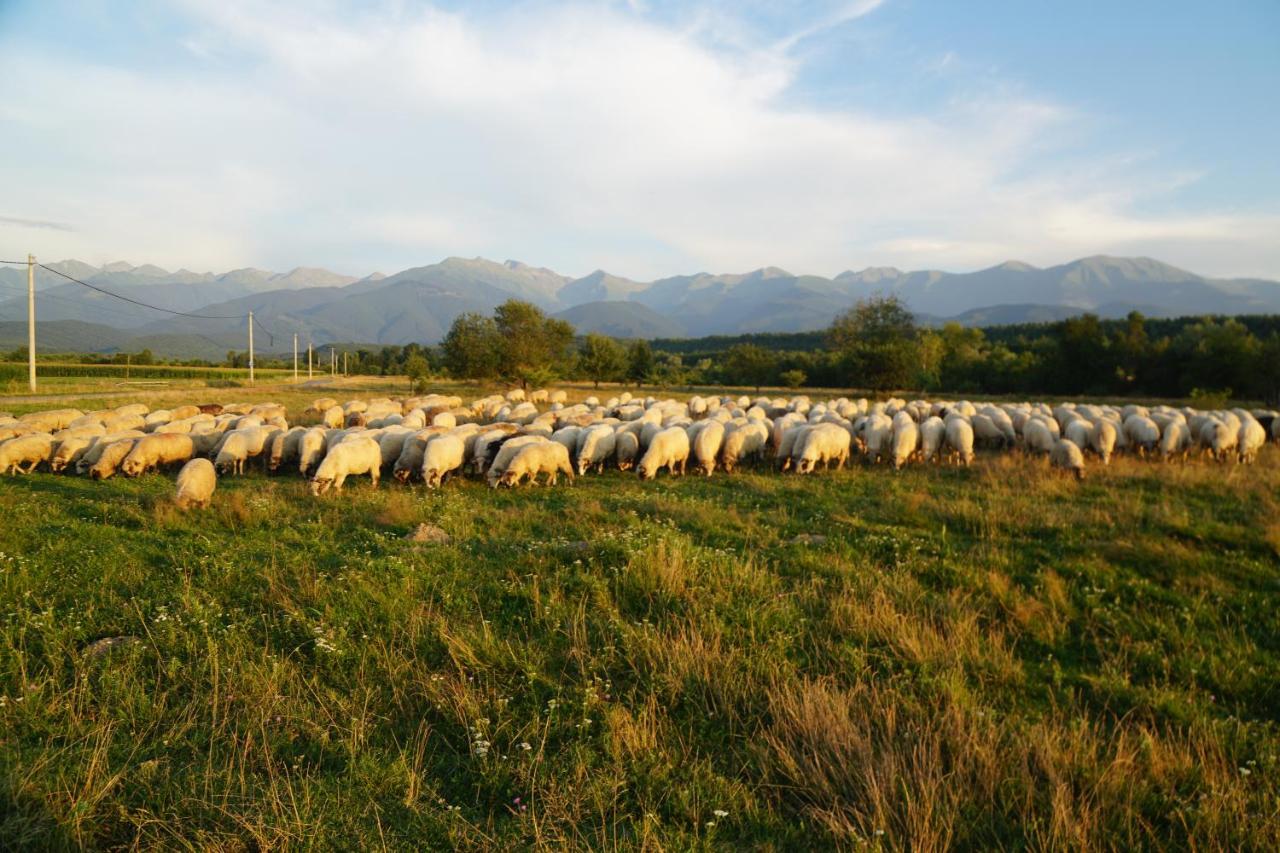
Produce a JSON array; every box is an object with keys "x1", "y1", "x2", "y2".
[
  {"x1": 268, "y1": 427, "x2": 309, "y2": 473},
  {"x1": 1199, "y1": 420, "x2": 1237, "y2": 463},
  {"x1": 691, "y1": 420, "x2": 726, "y2": 476},
  {"x1": 614, "y1": 430, "x2": 640, "y2": 471},
  {"x1": 890, "y1": 419, "x2": 920, "y2": 470},
  {"x1": 1238, "y1": 418, "x2": 1266, "y2": 464},
  {"x1": 0, "y1": 433, "x2": 54, "y2": 474},
  {"x1": 423, "y1": 435, "x2": 467, "y2": 488},
  {"x1": 18, "y1": 408, "x2": 83, "y2": 433},
  {"x1": 320, "y1": 405, "x2": 345, "y2": 429},
  {"x1": 75, "y1": 431, "x2": 145, "y2": 475},
  {"x1": 575, "y1": 425, "x2": 617, "y2": 476},
  {"x1": 637, "y1": 427, "x2": 690, "y2": 480},
  {"x1": 863, "y1": 415, "x2": 894, "y2": 464},
  {"x1": 1158, "y1": 421, "x2": 1191, "y2": 462},
  {"x1": 776, "y1": 424, "x2": 813, "y2": 471},
  {"x1": 121, "y1": 434, "x2": 196, "y2": 477},
  {"x1": 719, "y1": 422, "x2": 768, "y2": 474},
  {"x1": 174, "y1": 458, "x2": 216, "y2": 509},
  {"x1": 1089, "y1": 420, "x2": 1117, "y2": 465},
  {"x1": 1050, "y1": 438, "x2": 1086, "y2": 480},
  {"x1": 486, "y1": 436, "x2": 547, "y2": 487},
  {"x1": 471, "y1": 426, "x2": 521, "y2": 476},
  {"x1": 500, "y1": 441, "x2": 574, "y2": 487},
  {"x1": 1023, "y1": 419, "x2": 1056, "y2": 455},
  {"x1": 296, "y1": 428, "x2": 329, "y2": 477},
  {"x1": 945, "y1": 418, "x2": 975, "y2": 466},
  {"x1": 1123, "y1": 416, "x2": 1161, "y2": 455},
  {"x1": 89, "y1": 438, "x2": 139, "y2": 480},
  {"x1": 1063, "y1": 420, "x2": 1091, "y2": 452},
  {"x1": 919, "y1": 416, "x2": 946, "y2": 464},
  {"x1": 51, "y1": 433, "x2": 99, "y2": 473},
  {"x1": 310, "y1": 436, "x2": 381, "y2": 495},
  {"x1": 794, "y1": 423, "x2": 851, "y2": 474}
]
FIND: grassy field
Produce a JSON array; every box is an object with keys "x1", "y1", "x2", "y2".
[{"x1": 1, "y1": 387, "x2": 1279, "y2": 849}]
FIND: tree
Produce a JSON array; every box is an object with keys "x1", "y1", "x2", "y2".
[
  {"x1": 827, "y1": 295, "x2": 919, "y2": 391},
  {"x1": 723, "y1": 343, "x2": 775, "y2": 391},
  {"x1": 492, "y1": 300, "x2": 575, "y2": 389},
  {"x1": 780, "y1": 368, "x2": 807, "y2": 388},
  {"x1": 404, "y1": 353, "x2": 430, "y2": 393},
  {"x1": 626, "y1": 340, "x2": 654, "y2": 385},
  {"x1": 441, "y1": 313, "x2": 501, "y2": 380},
  {"x1": 576, "y1": 333, "x2": 627, "y2": 388}
]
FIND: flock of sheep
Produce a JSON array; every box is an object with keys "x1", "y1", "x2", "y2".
[{"x1": 1, "y1": 388, "x2": 1277, "y2": 509}]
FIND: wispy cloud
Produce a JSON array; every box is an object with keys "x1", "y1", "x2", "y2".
[
  {"x1": 1, "y1": 0, "x2": 1276, "y2": 279},
  {"x1": 0, "y1": 215, "x2": 75, "y2": 232}
]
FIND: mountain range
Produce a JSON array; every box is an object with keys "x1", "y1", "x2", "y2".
[{"x1": 1, "y1": 255, "x2": 1277, "y2": 359}]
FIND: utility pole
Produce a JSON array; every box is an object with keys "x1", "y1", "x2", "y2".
[
  {"x1": 247, "y1": 311, "x2": 255, "y2": 385},
  {"x1": 27, "y1": 254, "x2": 36, "y2": 392},
  {"x1": 343, "y1": 351, "x2": 348, "y2": 376},
  {"x1": 308, "y1": 341, "x2": 313, "y2": 379},
  {"x1": 330, "y1": 347, "x2": 335, "y2": 376},
  {"x1": 293, "y1": 333, "x2": 299, "y2": 382}
]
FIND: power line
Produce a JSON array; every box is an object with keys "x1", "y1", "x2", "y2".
[{"x1": 36, "y1": 262, "x2": 246, "y2": 319}]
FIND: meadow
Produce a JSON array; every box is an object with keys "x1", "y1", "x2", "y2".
[{"x1": 1, "y1": 381, "x2": 1278, "y2": 849}]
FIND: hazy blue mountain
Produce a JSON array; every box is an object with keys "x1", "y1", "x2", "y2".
[
  {"x1": 3, "y1": 254, "x2": 1277, "y2": 352},
  {"x1": 553, "y1": 300, "x2": 686, "y2": 339}
]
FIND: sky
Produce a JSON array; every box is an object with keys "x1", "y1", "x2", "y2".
[{"x1": 0, "y1": 0, "x2": 1277, "y2": 281}]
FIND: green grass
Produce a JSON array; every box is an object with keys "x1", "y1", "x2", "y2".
[{"x1": 1, "y1": 432, "x2": 1279, "y2": 848}]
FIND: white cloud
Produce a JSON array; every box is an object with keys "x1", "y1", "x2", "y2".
[{"x1": 2, "y1": 0, "x2": 1277, "y2": 280}]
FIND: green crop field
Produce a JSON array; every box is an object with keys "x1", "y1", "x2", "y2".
[{"x1": 1, "y1": 386, "x2": 1278, "y2": 849}]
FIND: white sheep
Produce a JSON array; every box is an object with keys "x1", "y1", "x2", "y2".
[
  {"x1": 575, "y1": 425, "x2": 617, "y2": 476},
  {"x1": 0, "y1": 433, "x2": 54, "y2": 474},
  {"x1": 1238, "y1": 418, "x2": 1266, "y2": 464},
  {"x1": 614, "y1": 430, "x2": 640, "y2": 471},
  {"x1": 719, "y1": 422, "x2": 768, "y2": 474},
  {"x1": 89, "y1": 438, "x2": 139, "y2": 480},
  {"x1": 1123, "y1": 416, "x2": 1161, "y2": 455},
  {"x1": 1158, "y1": 421, "x2": 1191, "y2": 462},
  {"x1": 121, "y1": 434, "x2": 196, "y2": 477},
  {"x1": 310, "y1": 436, "x2": 381, "y2": 495},
  {"x1": 423, "y1": 434, "x2": 468, "y2": 488},
  {"x1": 500, "y1": 441, "x2": 574, "y2": 486},
  {"x1": 944, "y1": 418, "x2": 975, "y2": 466},
  {"x1": 919, "y1": 416, "x2": 946, "y2": 464},
  {"x1": 890, "y1": 420, "x2": 919, "y2": 470},
  {"x1": 174, "y1": 458, "x2": 216, "y2": 509},
  {"x1": 269, "y1": 426, "x2": 309, "y2": 473},
  {"x1": 485, "y1": 436, "x2": 547, "y2": 487},
  {"x1": 1199, "y1": 419, "x2": 1237, "y2": 462},
  {"x1": 691, "y1": 420, "x2": 726, "y2": 476},
  {"x1": 1089, "y1": 420, "x2": 1117, "y2": 465},
  {"x1": 794, "y1": 423, "x2": 851, "y2": 474},
  {"x1": 1050, "y1": 438, "x2": 1086, "y2": 480},
  {"x1": 1023, "y1": 419, "x2": 1056, "y2": 455},
  {"x1": 297, "y1": 428, "x2": 329, "y2": 477},
  {"x1": 637, "y1": 427, "x2": 690, "y2": 480}
]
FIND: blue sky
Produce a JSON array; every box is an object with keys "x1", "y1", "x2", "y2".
[{"x1": 0, "y1": 0, "x2": 1277, "y2": 280}]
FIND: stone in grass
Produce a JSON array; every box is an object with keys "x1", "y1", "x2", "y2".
[
  {"x1": 791, "y1": 533, "x2": 828, "y2": 546},
  {"x1": 82, "y1": 636, "x2": 142, "y2": 659},
  {"x1": 406, "y1": 523, "x2": 452, "y2": 545}
]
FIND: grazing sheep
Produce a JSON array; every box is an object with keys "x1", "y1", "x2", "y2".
[
  {"x1": 890, "y1": 420, "x2": 920, "y2": 470},
  {"x1": 1158, "y1": 421, "x2": 1191, "y2": 462},
  {"x1": 320, "y1": 405, "x2": 345, "y2": 429},
  {"x1": 691, "y1": 420, "x2": 726, "y2": 476},
  {"x1": 614, "y1": 430, "x2": 640, "y2": 471},
  {"x1": 296, "y1": 428, "x2": 328, "y2": 477},
  {"x1": 18, "y1": 408, "x2": 83, "y2": 433},
  {"x1": 121, "y1": 434, "x2": 196, "y2": 477},
  {"x1": 75, "y1": 431, "x2": 145, "y2": 474},
  {"x1": 1200, "y1": 420, "x2": 1237, "y2": 462},
  {"x1": 310, "y1": 436, "x2": 381, "y2": 495},
  {"x1": 1023, "y1": 419, "x2": 1056, "y2": 455},
  {"x1": 1089, "y1": 420, "x2": 1118, "y2": 465},
  {"x1": 0, "y1": 433, "x2": 54, "y2": 474},
  {"x1": 486, "y1": 436, "x2": 547, "y2": 487},
  {"x1": 500, "y1": 441, "x2": 574, "y2": 486},
  {"x1": 945, "y1": 418, "x2": 975, "y2": 466},
  {"x1": 51, "y1": 434, "x2": 99, "y2": 473},
  {"x1": 215, "y1": 427, "x2": 278, "y2": 476},
  {"x1": 719, "y1": 422, "x2": 768, "y2": 474},
  {"x1": 423, "y1": 435, "x2": 468, "y2": 488},
  {"x1": 776, "y1": 424, "x2": 813, "y2": 472},
  {"x1": 1123, "y1": 416, "x2": 1161, "y2": 455},
  {"x1": 1050, "y1": 438, "x2": 1086, "y2": 480},
  {"x1": 575, "y1": 425, "x2": 617, "y2": 476},
  {"x1": 174, "y1": 458, "x2": 216, "y2": 509},
  {"x1": 268, "y1": 427, "x2": 309, "y2": 472},
  {"x1": 919, "y1": 416, "x2": 946, "y2": 464},
  {"x1": 794, "y1": 423, "x2": 852, "y2": 474},
  {"x1": 1238, "y1": 418, "x2": 1266, "y2": 464},
  {"x1": 637, "y1": 427, "x2": 690, "y2": 480},
  {"x1": 89, "y1": 438, "x2": 139, "y2": 480}
]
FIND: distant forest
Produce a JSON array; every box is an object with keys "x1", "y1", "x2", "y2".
[{"x1": 8, "y1": 301, "x2": 1279, "y2": 404}]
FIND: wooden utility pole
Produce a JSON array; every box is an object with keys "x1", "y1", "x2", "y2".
[
  {"x1": 293, "y1": 333, "x2": 299, "y2": 382},
  {"x1": 308, "y1": 341, "x2": 313, "y2": 379},
  {"x1": 330, "y1": 347, "x2": 335, "y2": 376},
  {"x1": 27, "y1": 254, "x2": 36, "y2": 391},
  {"x1": 343, "y1": 351, "x2": 348, "y2": 376},
  {"x1": 248, "y1": 311, "x2": 255, "y2": 385}
]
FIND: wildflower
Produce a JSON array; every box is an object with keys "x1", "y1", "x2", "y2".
[{"x1": 713, "y1": 809, "x2": 728, "y2": 818}]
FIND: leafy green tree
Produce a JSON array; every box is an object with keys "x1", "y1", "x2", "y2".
[
  {"x1": 576, "y1": 333, "x2": 627, "y2": 388},
  {"x1": 441, "y1": 312, "x2": 501, "y2": 380},
  {"x1": 827, "y1": 295, "x2": 919, "y2": 391},
  {"x1": 492, "y1": 300, "x2": 575, "y2": 389},
  {"x1": 404, "y1": 353, "x2": 430, "y2": 393},
  {"x1": 723, "y1": 343, "x2": 775, "y2": 391},
  {"x1": 780, "y1": 368, "x2": 806, "y2": 388},
  {"x1": 626, "y1": 340, "x2": 654, "y2": 385}
]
